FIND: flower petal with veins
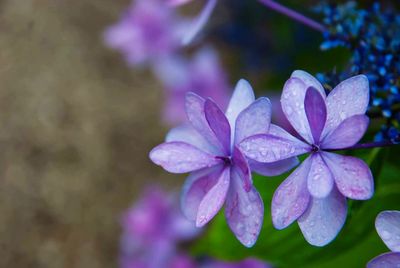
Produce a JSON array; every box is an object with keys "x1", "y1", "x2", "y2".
[{"x1": 323, "y1": 152, "x2": 374, "y2": 200}]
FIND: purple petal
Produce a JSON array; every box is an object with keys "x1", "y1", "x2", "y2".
[
  {"x1": 281, "y1": 71, "x2": 326, "y2": 143},
  {"x1": 226, "y1": 79, "x2": 255, "y2": 138},
  {"x1": 149, "y1": 142, "x2": 221, "y2": 173},
  {"x1": 232, "y1": 147, "x2": 252, "y2": 192},
  {"x1": 205, "y1": 99, "x2": 231, "y2": 155},
  {"x1": 323, "y1": 152, "x2": 374, "y2": 200},
  {"x1": 249, "y1": 157, "x2": 299, "y2": 177},
  {"x1": 180, "y1": 165, "x2": 223, "y2": 221},
  {"x1": 225, "y1": 170, "x2": 263, "y2": 247},
  {"x1": 367, "y1": 252, "x2": 400, "y2": 268},
  {"x1": 185, "y1": 92, "x2": 224, "y2": 154},
  {"x1": 321, "y1": 114, "x2": 369, "y2": 150},
  {"x1": 323, "y1": 75, "x2": 369, "y2": 137},
  {"x1": 375, "y1": 210, "x2": 400, "y2": 252},
  {"x1": 166, "y1": 124, "x2": 217, "y2": 155},
  {"x1": 298, "y1": 186, "x2": 347, "y2": 246},
  {"x1": 182, "y1": 0, "x2": 217, "y2": 45},
  {"x1": 196, "y1": 167, "x2": 230, "y2": 227},
  {"x1": 234, "y1": 97, "x2": 272, "y2": 145},
  {"x1": 304, "y1": 87, "x2": 327, "y2": 144},
  {"x1": 291, "y1": 70, "x2": 326, "y2": 94},
  {"x1": 307, "y1": 153, "x2": 334, "y2": 198},
  {"x1": 239, "y1": 134, "x2": 309, "y2": 163},
  {"x1": 272, "y1": 157, "x2": 311, "y2": 229}
]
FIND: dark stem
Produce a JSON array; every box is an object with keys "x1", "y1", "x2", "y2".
[
  {"x1": 258, "y1": 0, "x2": 326, "y2": 32},
  {"x1": 326, "y1": 141, "x2": 397, "y2": 152}
]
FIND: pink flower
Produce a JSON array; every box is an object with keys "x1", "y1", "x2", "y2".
[
  {"x1": 104, "y1": 0, "x2": 186, "y2": 66},
  {"x1": 368, "y1": 211, "x2": 400, "y2": 268},
  {"x1": 239, "y1": 70, "x2": 374, "y2": 246}
]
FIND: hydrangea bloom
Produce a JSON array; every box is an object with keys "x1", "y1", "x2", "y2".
[
  {"x1": 368, "y1": 211, "x2": 400, "y2": 268},
  {"x1": 239, "y1": 70, "x2": 374, "y2": 246},
  {"x1": 153, "y1": 47, "x2": 230, "y2": 125},
  {"x1": 150, "y1": 80, "x2": 297, "y2": 247},
  {"x1": 120, "y1": 187, "x2": 199, "y2": 268},
  {"x1": 167, "y1": 0, "x2": 218, "y2": 44},
  {"x1": 104, "y1": 0, "x2": 186, "y2": 66}
]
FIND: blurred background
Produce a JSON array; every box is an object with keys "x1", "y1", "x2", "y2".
[
  {"x1": 1, "y1": 0, "x2": 399, "y2": 267},
  {"x1": 0, "y1": 1, "x2": 176, "y2": 267}
]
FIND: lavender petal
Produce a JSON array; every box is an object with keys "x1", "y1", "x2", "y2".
[
  {"x1": 375, "y1": 211, "x2": 400, "y2": 252},
  {"x1": 298, "y1": 186, "x2": 347, "y2": 247},
  {"x1": 196, "y1": 167, "x2": 230, "y2": 227},
  {"x1": 321, "y1": 114, "x2": 369, "y2": 150},
  {"x1": 272, "y1": 157, "x2": 312, "y2": 229},
  {"x1": 149, "y1": 142, "x2": 221, "y2": 173},
  {"x1": 234, "y1": 97, "x2": 272, "y2": 145},
  {"x1": 225, "y1": 170, "x2": 263, "y2": 247},
  {"x1": 323, "y1": 152, "x2": 374, "y2": 200}
]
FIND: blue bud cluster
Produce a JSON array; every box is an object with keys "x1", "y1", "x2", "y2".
[{"x1": 315, "y1": 2, "x2": 400, "y2": 143}]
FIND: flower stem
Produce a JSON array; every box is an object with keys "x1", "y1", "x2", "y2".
[
  {"x1": 258, "y1": 0, "x2": 325, "y2": 32},
  {"x1": 326, "y1": 141, "x2": 398, "y2": 152}
]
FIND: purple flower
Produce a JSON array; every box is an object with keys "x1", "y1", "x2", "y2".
[
  {"x1": 104, "y1": 0, "x2": 186, "y2": 66},
  {"x1": 167, "y1": 0, "x2": 217, "y2": 44},
  {"x1": 120, "y1": 187, "x2": 199, "y2": 268},
  {"x1": 150, "y1": 80, "x2": 297, "y2": 247},
  {"x1": 153, "y1": 47, "x2": 230, "y2": 125},
  {"x1": 367, "y1": 211, "x2": 400, "y2": 268},
  {"x1": 239, "y1": 70, "x2": 374, "y2": 246}
]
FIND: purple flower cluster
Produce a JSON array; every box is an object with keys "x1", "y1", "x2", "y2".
[
  {"x1": 150, "y1": 70, "x2": 374, "y2": 247},
  {"x1": 120, "y1": 187, "x2": 269, "y2": 268},
  {"x1": 368, "y1": 210, "x2": 400, "y2": 267}
]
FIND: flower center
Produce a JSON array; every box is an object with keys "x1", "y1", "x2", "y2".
[
  {"x1": 216, "y1": 156, "x2": 232, "y2": 165},
  {"x1": 311, "y1": 144, "x2": 320, "y2": 153}
]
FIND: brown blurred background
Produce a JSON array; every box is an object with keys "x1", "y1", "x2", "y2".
[{"x1": 0, "y1": 1, "x2": 179, "y2": 267}]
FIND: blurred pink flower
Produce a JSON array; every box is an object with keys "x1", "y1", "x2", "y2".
[
  {"x1": 119, "y1": 187, "x2": 199, "y2": 268},
  {"x1": 154, "y1": 47, "x2": 230, "y2": 125},
  {"x1": 104, "y1": 0, "x2": 186, "y2": 66}
]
